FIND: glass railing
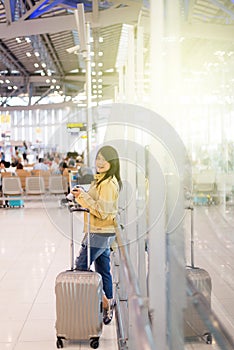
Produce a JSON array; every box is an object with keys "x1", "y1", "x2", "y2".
[{"x1": 113, "y1": 221, "x2": 234, "y2": 350}]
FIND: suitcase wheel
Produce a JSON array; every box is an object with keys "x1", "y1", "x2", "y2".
[
  {"x1": 90, "y1": 337, "x2": 99, "y2": 349},
  {"x1": 205, "y1": 332, "x2": 212, "y2": 344},
  {"x1": 56, "y1": 337, "x2": 63, "y2": 348}
]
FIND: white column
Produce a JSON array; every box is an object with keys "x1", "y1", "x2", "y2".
[
  {"x1": 117, "y1": 65, "x2": 125, "y2": 102},
  {"x1": 136, "y1": 25, "x2": 144, "y2": 104},
  {"x1": 150, "y1": 0, "x2": 165, "y2": 113},
  {"x1": 125, "y1": 25, "x2": 135, "y2": 103},
  {"x1": 164, "y1": 0, "x2": 181, "y2": 123},
  {"x1": 86, "y1": 21, "x2": 92, "y2": 166}
]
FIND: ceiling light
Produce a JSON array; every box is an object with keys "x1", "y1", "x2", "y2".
[
  {"x1": 66, "y1": 45, "x2": 80, "y2": 54},
  {"x1": 93, "y1": 85, "x2": 97, "y2": 89},
  {"x1": 34, "y1": 52, "x2": 40, "y2": 57},
  {"x1": 98, "y1": 85, "x2": 102, "y2": 89},
  {"x1": 92, "y1": 79, "x2": 96, "y2": 83},
  {"x1": 52, "y1": 79, "x2": 56, "y2": 83},
  {"x1": 98, "y1": 63, "x2": 103, "y2": 67},
  {"x1": 46, "y1": 79, "x2": 50, "y2": 83},
  {"x1": 25, "y1": 37, "x2": 31, "y2": 43},
  {"x1": 99, "y1": 37, "x2": 104, "y2": 43},
  {"x1": 13, "y1": 86, "x2": 17, "y2": 90},
  {"x1": 77, "y1": 93, "x2": 86, "y2": 101},
  {"x1": 98, "y1": 72, "x2": 103, "y2": 76},
  {"x1": 41, "y1": 63, "x2": 47, "y2": 68},
  {"x1": 82, "y1": 69, "x2": 86, "y2": 73},
  {"x1": 92, "y1": 72, "x2": 96, "y2": 76},
  {"x1": 7, "y1": 86, "x2": 12, "y2": 90},
  {"x1": 91, "y1": 62, "x2": 96, "y2": 67},
  {"x1": 98, "y1": 51, "x2": 103, "y2": 57},
  {"x1": 98, "y1": 79, "x2": 102, "y2": 83},
  {"x1": 26, "y1": 52, "x2": 31, "y2": 57},
  {"x1": 56, "y1": 85, "x2": 60, "y2": 89},
  {"x1": 41, "y1": 71, "x2": 45, "y2": 76},
  {"x1": 16, "y1": 37, "x2": 21, "y2": 43},
  {"x1": 70, "y1": 69, "x2": 79, "y2": 73},
  {"x1": 50, "y1": 85, "x2": 55, "y2": 89},
  {"x1": 0, "y1": 80, "x2": 3, "y2": 84},
  {"x1": 34, "y1": 63, "x2": 39, "y2": 68},
  {"x1": 105, "y1": 68, "x2": 114, "y2": 73},
  {"x1": 5, "y1": 79, "x2": 10, "y2": 84}
]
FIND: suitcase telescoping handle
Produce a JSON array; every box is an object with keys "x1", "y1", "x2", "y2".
[
  {"x1": 186, "y1": 205, "x2": 195, "y2": 268},
  {"x1": 68, "y1": 206, "x2": 91, "y2": 271}
]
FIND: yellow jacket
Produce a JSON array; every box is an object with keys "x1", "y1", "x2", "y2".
[{"x1": 75, "y1": 173, "x2": 119, "y2": 234}]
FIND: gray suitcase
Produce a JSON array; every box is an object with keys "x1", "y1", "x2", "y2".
[
  {"x1": 184, "y1": 206, "x2": 212, "y2": 344},
  {"x1": 55, "y1": 206, "x2": 103, "y2": 349}
]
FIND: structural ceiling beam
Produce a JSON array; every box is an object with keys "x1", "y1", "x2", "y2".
[
  {"x1": 0, "y1": 101, "x2": 75, "y2": 111},
  {"x1": 4, "y1": 0, "x2": 13, "y2": 24},
  {"x1": 1, "y1": 12, "x2": 233, "y2": 41},
  {"x1": 1, "y1": 74, "x2": 116, "y2": 85},
  {"x1": 0, "y1": 4, "x2": 141, "y2": 40},
  {"x1": 0, "y1": 41, "x2": 29, "y2": 75}
]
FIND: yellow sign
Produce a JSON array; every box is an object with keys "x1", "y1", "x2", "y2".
[
  {"x1": 0, "y1": 114, "x2": 11, "y2": 123},
  {"x1": 67, "y1": 123, "x2": 84, "y2": 128}
]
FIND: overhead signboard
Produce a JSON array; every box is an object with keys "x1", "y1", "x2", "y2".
[
  {"x1": 67, "y1": 123, "x2": 86, "y2": 132},
  {"x1": 67, "y1": 123, "x2": 84, "y2": 128}
]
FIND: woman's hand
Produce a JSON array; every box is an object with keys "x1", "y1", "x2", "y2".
[{"x1": 71, "y1": 187, "x2": 82, "y2": 197}]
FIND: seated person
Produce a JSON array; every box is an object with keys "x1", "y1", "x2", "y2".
[
  {"x1": 76, "y1": 157, "x2": 94, "y2": 184},
  {"x1": 33, "y1": 157, "x2": 49, "y2": 171}
]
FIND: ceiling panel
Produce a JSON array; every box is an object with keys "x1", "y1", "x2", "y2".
[{"x1": 0, "y1": 0, "x2": 233, "y2": 106}]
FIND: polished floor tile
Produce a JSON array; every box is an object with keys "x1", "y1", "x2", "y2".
[
  {"x1": 0, "y1": 201, "x2": 118, "y2": 350},
  {"x1": 0, "y1": 201, "x2": 233, "y2": 349}
]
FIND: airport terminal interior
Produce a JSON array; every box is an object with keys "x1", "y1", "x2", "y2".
[{"x1": 0, "y1": 1, "x2": 234, "y2": 350}]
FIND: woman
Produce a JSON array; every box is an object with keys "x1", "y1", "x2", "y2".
[{"x1": 71, "y1": 145, "x2": 122, "y2": 324}]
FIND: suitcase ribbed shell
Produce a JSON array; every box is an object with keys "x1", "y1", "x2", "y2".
[
  {"x1": 184, "y1": 266, "x2": 212, "y2": 338},
  {"x1": 55, "y1": 270, "x2": 103, "y2": 340}
]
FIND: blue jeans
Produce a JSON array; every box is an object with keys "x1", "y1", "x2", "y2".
[{"x1": 75, "y1": 233, "x2": 114, "y2": 299}]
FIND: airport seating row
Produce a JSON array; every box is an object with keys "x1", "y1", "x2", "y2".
[{"x1": 1, "y1": 174, "x2": 68, "y2": 199}]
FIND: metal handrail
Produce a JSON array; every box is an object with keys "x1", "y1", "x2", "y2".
[{"x1": 114, "y1": 222, "x2": 155, "y2": 350}]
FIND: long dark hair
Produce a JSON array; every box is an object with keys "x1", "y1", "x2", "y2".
[{"x1": 96, "y1": 145, "x2": 122, "y2": 190}]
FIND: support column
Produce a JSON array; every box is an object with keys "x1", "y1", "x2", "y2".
[
  {"x1": 125, "y1": 25, "x2": 135, "y2": 103},
  {"x1": 150, "y1": 0, "x2": 165, "y2": 113},
  {"x1": 117, "y1": 65, "x2": 125, "y2": 102},
  {"x1": 164, "y1": 0, "x2": 181, "y2": 123},
  {"x1": 136, "y1": 25, "x2": 144, "y2": 104},
  {"x1": 85, "y1": 21, "x2": 92, "y2": 166}
]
